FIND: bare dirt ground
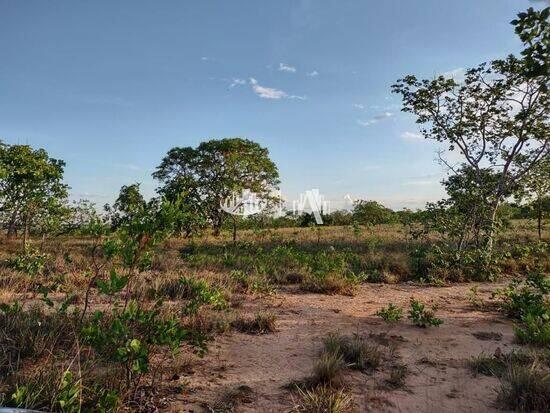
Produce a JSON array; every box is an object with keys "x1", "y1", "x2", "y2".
[{"x1": 169, "y1": 282, "x2": 516, "y2": 413}]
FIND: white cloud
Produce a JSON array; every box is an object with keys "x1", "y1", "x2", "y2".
[
  {"x1": 288, "y1": 95, "x2": 307, "y2": 100},
  {"x1": 229, "y1": 78, "x2": 246, "y2": 88},
  {"x1": 353, "y1": 104, "x2": 365, "y2": 110},
  {"x1": 401, "y1": 131, "x2": 424, "y2": 141},
  {"x1": 306, "y1": 70, "x2": 319, "y2": 77},
  {"x1": 357, "y1": 111, "x2": 393, "y2": 126},
  {"x1": 200, "y1": 56, "x2": 210, "y2": 61},
  {"x1": 249, "y1": 78, "x2": 288, "y2": 99},
  {"x1": 279, "y1": 63, "x2": 296, "y2": 73},
  {"x1": 441, "y1": 67, "x2": 466, "y2": 82},
  {"x1": 247, "y1": 78, "x2": 306, "y2": 100}
]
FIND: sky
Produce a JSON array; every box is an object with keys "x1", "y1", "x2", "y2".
[{"x1": 1, "y1": 0, "x2": 546, "y2": 210}]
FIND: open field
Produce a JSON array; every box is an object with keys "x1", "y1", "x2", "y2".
[{"x1": 1, "y1": 223, "x2": 548, "y2": 412}]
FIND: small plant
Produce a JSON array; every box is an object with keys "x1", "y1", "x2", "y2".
[
  {"x1": 232, "y1": 312, "x2": 277, "y2": 335},
  {"x1": 494, "y1": 269, "x2": 549, "y2": 347},
  {"x1": 291, "y1": 385, "x2": 354, "y2": 413},
  {"x1": 179, "y1": 276, "x2": 227, "y2": 315},
  {"x1": 498, "y1": 361, "x2": 550, "y2": 412},
  {"x1": 408, "y1": 298, "x2": 443, "y2": 327},
  {"x1": 385, "y1": 363, "x2": 408, "y2": 389},
  {"x1": 514, "y1": 313, "x2": 550, "y2": 346},
  {"x1": 376, "y1": 303, "x2": 403, "y2": 323},
  {"x1": 322, "y1": 333, "x2": 381, "y2": 371},
  {"x1": 9, "y1": 247, "x2": 49, "y2": 276},
  {"x1": 311, "y1": 351, "x2": 345, "y2": 386}
]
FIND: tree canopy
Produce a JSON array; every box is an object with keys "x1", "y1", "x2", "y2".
[
  {"x1": 153, "y1": 138, "x2": 280, "y2": 235},
  {"x1": 0, "y1": 143, "x2": 69, "y2": 246}
]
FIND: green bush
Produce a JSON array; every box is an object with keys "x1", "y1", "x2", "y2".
[
  {"x1": 408, "y1": 298, "x2": 443, "y2": 327},
  {"x1": 376, "y1": 303, "x2": 403, "y2": 323}
]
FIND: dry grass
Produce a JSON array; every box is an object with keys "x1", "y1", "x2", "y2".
[
  {"x1": 231, "y1": 311, "x2": 277, "y2": 335},
  {"x1": 291, "y1": 385, "x2": 354, "y2": 413}
]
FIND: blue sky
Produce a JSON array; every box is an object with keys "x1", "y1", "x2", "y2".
[{"x1": 0, "y1": 0, "x2": 544, "y2": 210}]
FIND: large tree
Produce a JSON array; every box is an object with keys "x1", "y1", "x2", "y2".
[
  {"x1": 153, "y1": 138, "x2": 280, "y2": 238},
  {"x1": 0, "y1": 143, "x2": 69, "y2": 247},
  {"x1": 392, "y1": 7, "x2": 549, "y2": 249}
]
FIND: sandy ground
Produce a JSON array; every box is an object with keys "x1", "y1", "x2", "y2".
[{"x1": 168, "y1": 282, "x2": 516, "y2": 413}]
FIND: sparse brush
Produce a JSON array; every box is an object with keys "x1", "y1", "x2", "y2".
[
  {"x1": 232, "y1": 312, "x2": 277, "y2": 334},
  {"x1": 498, "y1": 361, "x2": 550, "y2": 412},
  {"x1": 291, "y1": 385, "x2": 354, "y2": 413},
  {"x1": 408, "y1": 298, "x2": 443, "y2": 327},
  {"x1": 385, "y1": 363, "x2": 408, "y2": 389},
  {"x1": 300, "y1": 274, "x2": 356, "y2": 296},
  {"x1": 321, "y1": 333, "x2": 380, "y2": 371},
  {"x1": 376, "y1": 303, "x2": 403, "y2": 323},
  {"x1": 311, "y1": 351, "x2": 345, "y2": 386}
]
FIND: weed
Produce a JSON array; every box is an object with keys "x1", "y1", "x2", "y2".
[
  {"x1": 376, "y1": 303, "x2": 404, "y2": 323},
  {"x1": 311, "y1": 351, "x2": 346, "y2": 386},
  {"x1": 232, "y1": 312, "x2": 277, "y2": 335},
  {"x1": 408, "y1": 298, "x2": 443, "y2": 327},
  {"x1": 291, "y1": 385, "x2": 354, "y2": 413}
]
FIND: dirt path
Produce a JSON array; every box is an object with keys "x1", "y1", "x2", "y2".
[{"x1": 170, "y1": 282, "x2": 515, "y2": 412}]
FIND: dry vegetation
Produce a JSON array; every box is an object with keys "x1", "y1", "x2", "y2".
[{"x1": 0, "y1": 222, "x2": 548, "y2": 412}]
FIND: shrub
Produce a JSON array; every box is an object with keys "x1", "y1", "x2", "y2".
[
  {"x1": 498, "y1": 362, "x2": 550, "y2": 412},
  {"x1": 322, "y1": 333, "x2": 381, "y2": 371},
  {"x1": 311, "y1": 351, "x2": 345, "y2": 386},
  {"x1": 231, "y1": 312, "x2": 277, "y2": 335},
  {"x1": 291, "y1": 385, "x2": 354, "y2": 413},
  {"x1": 515, "y1": 313, "x2": 550, "y2": 346},
  {"x1": 300, "y1": 274, "x2": 356, "y2": 296},
  {"x1": 179, "y1": 275, "x2": 227, "y2": 315},
  {"x1": 495, "y1": 269, "x2": 549, "y2": 347},
  {"x1": 376, "y1": 303, "x2": 404, "y2": 323},
  {"x1": 408, "y1": 298, "x2": 443, "y2": 327},
  {"x1": 8, "y1": 247, "x2": 49, "y2": 276}
]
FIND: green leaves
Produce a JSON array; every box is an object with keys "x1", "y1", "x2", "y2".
[
  {"x1": 408, "y1": 298, "x2": 443, "y2": 328},
  {"x1": 96, "y1": 269, "x2": 128, "y2": 295},
  {"x1": 153, "y1": 138, "x2": 280, "y2": 234}
]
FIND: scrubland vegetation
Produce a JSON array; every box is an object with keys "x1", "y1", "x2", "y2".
[{"x1": 0, "y1": 6, "x2": 549, "y2": 413}]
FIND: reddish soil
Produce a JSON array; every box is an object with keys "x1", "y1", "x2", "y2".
[{"x1": 170, "y1": 282, "x2": 516, "y2": 412}]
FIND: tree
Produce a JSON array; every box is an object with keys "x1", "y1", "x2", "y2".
[
  {"x1": 392, "y1": 7, "x2": 549, "y2": 249},
  {"x1": 519, "y1": 158, "x2": 550, "y2": 239},
  {"x1": 352, "y1": 200, "x2": 394, "y2": 226},
  {"x1": 0, "y1": 143, "x2": 69, "y2": 248},
  {"x1": 104, "y1": 183, "x2": 146, "y2": 229},
  {"x1": 153, "y1": 138, "x2": 280, "y2": 239}
]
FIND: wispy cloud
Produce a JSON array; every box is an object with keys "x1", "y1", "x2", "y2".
[
  {"x1": 441, "y1": 67, "x2": 466, "y2": 82},
  {"x1": 306, "y1": 70, "x2": 319, "y2": 77},
  {"x1": 357, "y1": 111, "x2": 393, "y2": 126},
  {"x1": 401, "y1": 131, "x2": 424, "y2": 141},
  {"x1": 353, "y1": 103, "x2": 365, "y2": 110},
  {"x1": 200, "y1": 56, "x2": 210, "y2": 61},
  {"x1": 249, "y1": 78, "x2": 306, "y2": 100},
  {"x1": 249, "y1": 78, "x2": 287, "y2": 99},
  {"x1": 279, "y1": 63, "x2": 296, "y2": 73},
  {"x1": 229, "y1": 78, "x2": 246, "y2": 88}
]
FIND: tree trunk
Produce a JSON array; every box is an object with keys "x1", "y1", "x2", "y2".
[
  {"x1": 486, "y1": 200, "x2": 500, "y2": 253},
  {"x1": 22, "y1": 213, "x2": 30, "y2": 250},
  {"x1": 537, "y1": 196, "x2": 542, "y2": 240},
  {"x1": 232, "y1": 215, "x2": 237, "y2": 243},
  {"x1": 6, "y1": 211, "x2": 18, "y2": 238}
]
